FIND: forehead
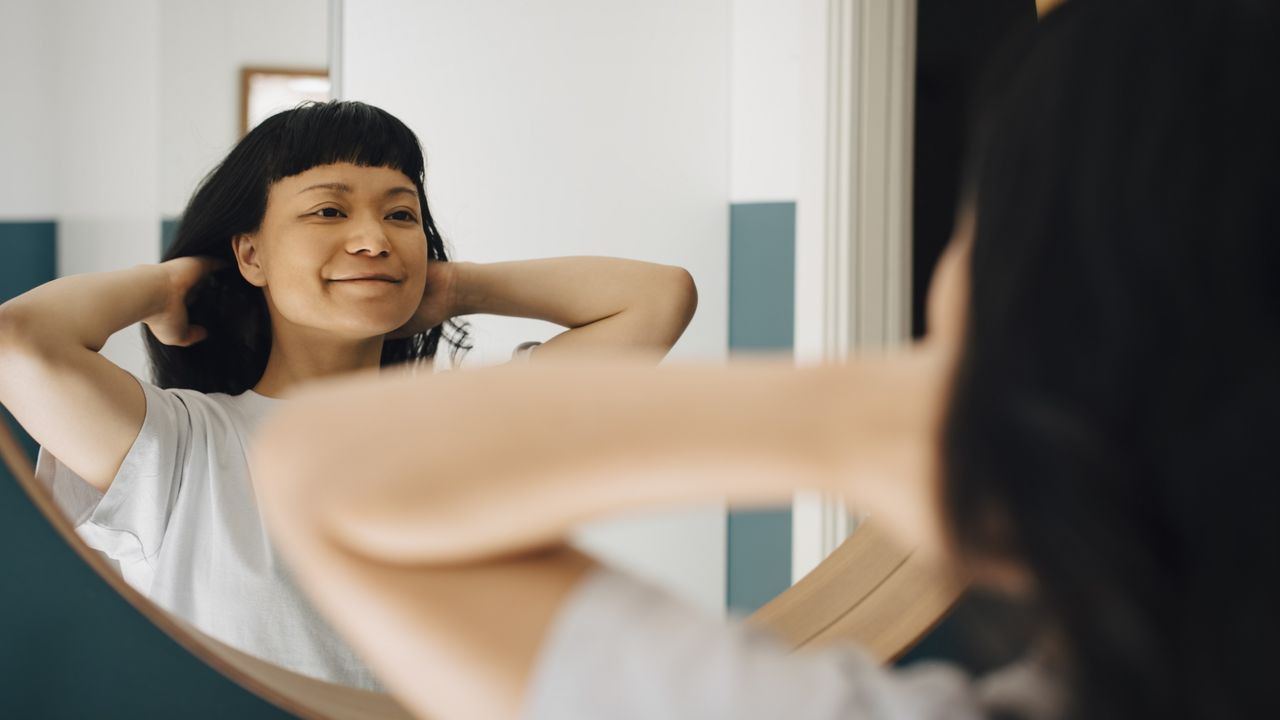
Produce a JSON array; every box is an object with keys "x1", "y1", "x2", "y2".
[{"x1": 272, "y1": 162, "x2": 417, "y2": 198}]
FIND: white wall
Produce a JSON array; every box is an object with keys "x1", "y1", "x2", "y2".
[
  {"x1": 12, "y1": 0, "x2": 163, "y2": 377},
  {"x1": 0, "y1": 0, "x2": 328, "y2": 378},
  {"x1": 61, "y1": 0, "x2": 160, "y2": 375},
  {"x1": 728, "y1": 0, "x2": 827, "y2": 363},
  {"x1": 0, "y1": 1, "x2": 57, "y2": 220},
  {"x1": 730, "y1": 0, "x2": 802, "y2": 204},
  {"x1": 159, "y1": 0, "x2": 328, "y2": 217},
  {"x1": 342, "y1": 0, "x2": 731, "y2": 614},
  {"x1": 793, "y1": 0, "x2": 832, "y2": 369}
]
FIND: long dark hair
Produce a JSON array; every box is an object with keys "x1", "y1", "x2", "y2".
[
  {"x1": 943, "y1": 1, "x2": 1279, "y2": 718},
  {"x1": 144, "y1": 100, "x2": 469, "y2": 394}
]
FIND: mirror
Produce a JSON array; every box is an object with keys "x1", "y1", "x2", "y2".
[{"x1": 1, "y1": 0, "x2": 971, "y2": 707}]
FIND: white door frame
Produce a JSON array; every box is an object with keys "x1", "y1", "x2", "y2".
[{"x1": 792, "y1": 0, "x2": 917, "y2": 583}]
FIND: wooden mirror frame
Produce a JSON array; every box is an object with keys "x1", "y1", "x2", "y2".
[{"x1": 1, "y1": 414, "x2": 961, "y2": 719}]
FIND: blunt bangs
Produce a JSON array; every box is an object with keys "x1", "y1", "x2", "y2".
[{"x1": 258, "y1": 100, "x2": 427, "y2": 186}]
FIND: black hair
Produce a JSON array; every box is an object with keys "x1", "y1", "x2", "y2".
[
  {"x1": 943, "y1": 1, "x2": 1280, "y2": 718},
  {"x1": 144, "y1": 100, "x2": 469, "y2": 394}
]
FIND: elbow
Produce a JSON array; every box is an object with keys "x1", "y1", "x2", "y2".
[
  {"x1": 252, "y1": 395, "x2": 396, "y2": 563},
  {"x1": 654, "y1": 265, "x2": 698, "y2": 349},
  {"x1": 0, "y1": 301, "x2": 40, "y2": 358},
  {"x1": 0, "y1": 301, "x2": 25, "y2": 352},
  {"x1": 251, "y1": 399, "x2": 441, "y2": 565},
  {"x1": 251, "y1": 405, "x2": 331, "y2": 546},
  {"x1": 0, "y1": 306, "x2": 12, "y2": 357},
  {"x1": 670, "y1": 265, "x2": 698, "y2": 323}
]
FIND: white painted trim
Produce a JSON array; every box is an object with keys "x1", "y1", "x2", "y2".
[{"x1": 793, "y1": 0, "x2": 917, "y2": 585}]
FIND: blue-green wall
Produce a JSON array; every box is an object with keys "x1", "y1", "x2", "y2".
[
  {"x1": 726, "y1": 202, "x2": 795, "y2": 615},
  {"x1": 0, "y1": 222, "x2": 56, "y2": 304},
  {"x1": 161, "y1": 217, "x2": 180, "y2": 255},
  {"x1": 0, "y1": 221, "x2": 55, "y2": 462}
]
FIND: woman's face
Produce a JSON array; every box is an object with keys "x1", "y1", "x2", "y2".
[{"x1": 233, "y1": 162, "x2": 429, "y2": 340}]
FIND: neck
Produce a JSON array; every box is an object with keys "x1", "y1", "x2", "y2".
[{"x1": 253, "y1": 321, "x2": 385, "y2": 398}]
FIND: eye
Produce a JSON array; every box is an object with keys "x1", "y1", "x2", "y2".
[
  {"x1": 387, "y1": 210, "x2": 419, "y2": 223},
  {"x1": 312, "y1": 207, "x2": 346, "y2": 218}
]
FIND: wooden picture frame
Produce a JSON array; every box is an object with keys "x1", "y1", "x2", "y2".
[{"x1": 240, "y1": 67, "x2": 332, "y2": 137}]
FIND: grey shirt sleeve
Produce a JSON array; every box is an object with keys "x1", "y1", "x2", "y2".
[{"x1": 521, "y1": 566, "x2": 985, "y2": 720}]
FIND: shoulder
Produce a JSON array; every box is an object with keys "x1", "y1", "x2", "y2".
[
  {"x1": 136, "y1": 382, "x2": 255, "y2": 437},
  {"x1": 524, "y1": 567, "x2": 986, "y2": 720}
]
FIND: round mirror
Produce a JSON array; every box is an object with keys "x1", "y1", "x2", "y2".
[{"x1": 0, "y1": 0, "x2": 990, "y2": 715}]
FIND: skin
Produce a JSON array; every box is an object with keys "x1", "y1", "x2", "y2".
[
  {"x1": 249, "y1": 226, "x2": 982, "y2": 719},
  {"x1": 1037, "y1": 0, "x2": 1068, "y2": 16},
  {"x1": 0, "y1": 161, "x2": 696, "y2": 493}
]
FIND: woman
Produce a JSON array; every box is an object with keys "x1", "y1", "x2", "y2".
[
  {"x1": 0, "y1": 100, "x2": 697, "y2": 689},
  {"x1": 248, "y1": 1, "x2": 1278, "y2": 718}
]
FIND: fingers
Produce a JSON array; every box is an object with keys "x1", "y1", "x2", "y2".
[
  {"x1": 151, "y1": 323, "x2": 209, "y2": 347},
  {"x1": 183, "y1": 325, "x2": 209, "y2": 345},
  {"x1": 206, "y1": 257, "x2": 233, "y2": 273}
]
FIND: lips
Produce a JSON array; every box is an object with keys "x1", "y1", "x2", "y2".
[{"x1": 329, "y1": 273, "x2": 402, "y2": 282}]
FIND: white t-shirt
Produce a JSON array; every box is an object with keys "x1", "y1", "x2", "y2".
[
  {"x1": 522, "y1": 567, "x2": 1062, "y2": 720},
  {"x1": 35, "y1": 379, "x2": 380, "y2": 690}
]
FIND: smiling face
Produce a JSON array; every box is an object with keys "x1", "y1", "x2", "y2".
[{"x1": 233, "y1": 163, "x2": 429, "y2": 341}]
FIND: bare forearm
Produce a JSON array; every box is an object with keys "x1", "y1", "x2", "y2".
[
  {"x1": 0, "y1": 264, "x2": 169, "y2": 353},
  {"x1": 252, "y1": 352, "x2": 940, "y2": 565},
  {"x1": 452, "y1": 258, "x2": 697, "y2": 358}
]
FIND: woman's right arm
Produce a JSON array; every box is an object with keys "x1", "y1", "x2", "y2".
[{"x1": 0, "y1": 259, "x2": 215, "y2": 492}]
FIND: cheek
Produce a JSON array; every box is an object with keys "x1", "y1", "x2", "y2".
[
  {"x1": 405, "y1": 233, "x2": 429, "y2": 268},
  {"x1": 402, "y1": 235, "x2": 429, "y2": 292},
  {"x1": 259, "y1": 240, "x2": 330, "y2": 319}
]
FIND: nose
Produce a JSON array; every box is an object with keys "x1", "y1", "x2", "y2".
[{"x1": 346, "y1": 215, "x2": 392, "y2": 257}]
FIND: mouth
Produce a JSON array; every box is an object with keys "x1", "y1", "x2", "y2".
[{"x1": 329, "y1": 274, "x2": 403, "y2": 283}]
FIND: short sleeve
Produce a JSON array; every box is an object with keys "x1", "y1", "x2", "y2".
[
  {"x1": 33, "y1": 380, "x2": 196, "y2": 590},
  {"x1": 521, "y1": 567, "x2": 983, "y2": 720}
]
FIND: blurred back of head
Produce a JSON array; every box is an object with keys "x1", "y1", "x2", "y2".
[{"x1": 943, "y1": 1, "x2": 1280, "y2": 718}]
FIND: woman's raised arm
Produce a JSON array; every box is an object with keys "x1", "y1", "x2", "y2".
[
  {"x1": 253, "y1": 349, "x2": 946, "y2": 566},
  {"x1": 0, "y1": 257, "x2": 221, "y2": 490},
  {"x1": 396, "y1": 257, "x2": 698, "y2": 362}
]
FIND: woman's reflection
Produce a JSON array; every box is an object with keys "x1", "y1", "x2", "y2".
[{"x1": 0, "y1": 100, "x2": 696, "y2": 688}]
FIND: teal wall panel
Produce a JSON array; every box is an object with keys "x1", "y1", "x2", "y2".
[
  {"x1": 729, "y1": 203, "x2": 796, "y2": 352},
  {"x1": 727, "y1": 509, "x2": 793, "y2": 615},
  {"x1": 0, "y1": 221, "x2": 56, "y2": 304},
  {"x1": 0, "y1": 220, "x2": 55, "y2": 476},
  {"x1": 161, "y1": 217, "x2": 180, "y2": 255},
  {"x1": 726, "y1": 202, "x2": 795, "y2": 615}
]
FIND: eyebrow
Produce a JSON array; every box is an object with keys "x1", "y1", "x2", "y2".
[{"x1": 298, "y1": 182, "x2": 417, "y2": 199}]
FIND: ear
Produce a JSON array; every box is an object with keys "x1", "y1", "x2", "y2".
[{"x1": 232, "y1": 233, "x2": 267, "y2": 288}]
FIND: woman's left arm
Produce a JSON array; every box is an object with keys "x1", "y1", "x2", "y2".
[{"x1": 415, "y1": 257, "x2": 698, "y2": 361}]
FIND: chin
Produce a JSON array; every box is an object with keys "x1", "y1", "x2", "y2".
[{"x1": 332, "y1": 316, "x2": 406, "y2": 340}]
